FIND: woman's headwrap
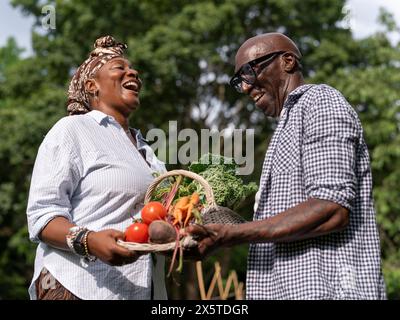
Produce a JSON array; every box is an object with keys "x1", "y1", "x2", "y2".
[{"x1": 67, "y1": 35, "x2": 128, "y2": 115}]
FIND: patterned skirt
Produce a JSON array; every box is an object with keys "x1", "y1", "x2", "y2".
[{"x1": 35, "y1": 268, "x2": 81, "y2": 300}]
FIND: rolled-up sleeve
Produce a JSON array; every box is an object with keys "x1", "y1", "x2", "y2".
[
  {"x1": 27, "y1": 125, "x2": 81, "y2": 243},
  {"x1": 303, "y1": 89, "x2": 359, "y2": 211}
]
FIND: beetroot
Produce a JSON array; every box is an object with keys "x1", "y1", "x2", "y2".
[{"x1": 148, "y1": 220, "x2": 176, "y2": 244}]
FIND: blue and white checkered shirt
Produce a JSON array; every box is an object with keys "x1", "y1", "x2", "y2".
[
  {"x1": 246, "y1": 84, "x2": 386, "y2": 300},
  {"x1": 27, "y1": 110, "x2": 167, "y2": 300}
]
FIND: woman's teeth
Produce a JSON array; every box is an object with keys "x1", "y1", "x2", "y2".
[{"x1": 122, "y1": 81, "x2": 139, "y2": 91}]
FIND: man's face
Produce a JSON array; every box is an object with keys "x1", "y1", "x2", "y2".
[{"x1": 234, "y1": 45, "x2": 283, "y2": 117}]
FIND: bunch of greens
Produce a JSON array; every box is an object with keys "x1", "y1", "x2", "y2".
[
  {"x1": 188, "y1": 154, "x2": 258, "y2": 210},
  {"x1": 152, "y1": 154, "x2": 257, "y2": 210}
]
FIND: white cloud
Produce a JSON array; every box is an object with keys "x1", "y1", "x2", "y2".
[{"x1": 345, "y1": 0, "x2": 400, "y2": 43}]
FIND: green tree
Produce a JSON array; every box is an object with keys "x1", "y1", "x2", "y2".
[{"x1": 0, "y1": 0, "x2": 398, "y2": 299}]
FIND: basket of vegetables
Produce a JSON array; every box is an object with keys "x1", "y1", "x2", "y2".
[{"x1": 117, "y1": 154, "x2": 258, "y2": 274}]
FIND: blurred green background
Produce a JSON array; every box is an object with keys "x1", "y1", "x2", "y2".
[{"x1": 0, "y1": 0, "x2": 399, "y2": 299}]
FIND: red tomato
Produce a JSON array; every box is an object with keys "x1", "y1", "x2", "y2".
[
  {"x1": 141, "y1": 202, "x2": 167, "y2": 225},
  {"x1": 125, "y1": 222, "x2": 149, "y2": 243}
]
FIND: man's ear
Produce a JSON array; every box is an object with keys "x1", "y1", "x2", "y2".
[
  {"x1": 84, "y1": 78, "x2": 98, "y2": 95},
  {"x1": 281, "y1": 53, "x2": 297, "y2": 73}
]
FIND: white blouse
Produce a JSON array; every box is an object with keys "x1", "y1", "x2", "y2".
[{"x1": 27, "y1": 110, "x2": 167, "y2": 300}]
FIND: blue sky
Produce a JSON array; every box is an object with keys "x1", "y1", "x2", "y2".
[
  {"x1": 0, "y1": 0, "x2": 399, "y2": 57},
  {"x1": 0, "y1": 1, "x2": 35, "y2": 56}
]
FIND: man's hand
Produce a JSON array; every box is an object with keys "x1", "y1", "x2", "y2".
[
  {"x1": 87, "y1": 229, "x2": 141, "y2": 266},
  {"x1": 180, "y1": 198, "x2": 349, "y2": 260},
  {"x1": 182, "y1": 224, "x2": 230, "y2": 259}
]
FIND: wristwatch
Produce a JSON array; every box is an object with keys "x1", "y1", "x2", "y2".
[
  {"x1": 66, "y1": 226, "x2": 97, "y2": 262},
  {"x1": 73, "y1": 229, "x2": 87, "y2": 256}
]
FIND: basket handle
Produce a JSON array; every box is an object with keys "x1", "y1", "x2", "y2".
[{"x1": 145, "y1": 169, "x2": 217, "y2": 207}]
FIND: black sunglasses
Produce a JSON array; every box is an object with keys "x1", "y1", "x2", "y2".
[{"x1": 230, "y1": 51, "x2": 285, "y2": 93}]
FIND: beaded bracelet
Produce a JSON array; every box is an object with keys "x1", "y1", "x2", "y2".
[{"x1": 83, "y1": 231, "x2": 97, "y2": 262}]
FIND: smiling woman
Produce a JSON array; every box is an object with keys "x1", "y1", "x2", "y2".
[
  {"x1": 26, "y1": 35, "x2": 167, "y2": 300},
  {"x1": 84, "y1": 56, "x2": 142, "y2": 122}
]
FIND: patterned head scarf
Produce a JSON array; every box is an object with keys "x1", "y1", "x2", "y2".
[{"x1": 67, "y1": 35, "x2": 128, "y2": 115}]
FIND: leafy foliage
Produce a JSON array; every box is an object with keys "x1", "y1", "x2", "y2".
[
  {"x1": 189, "y1": 154, "x2": 257, "y2": 210},
  {"x1": 0, "y1": 0, "x2": 399, "y2": 299}
]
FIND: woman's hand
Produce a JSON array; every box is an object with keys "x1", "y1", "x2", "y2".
[{"x1": 87, "y1": 229, "x2": 141, "y2": 266}]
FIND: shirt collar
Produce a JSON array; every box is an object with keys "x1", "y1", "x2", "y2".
[
  {"x1": 285, "y1": 84, "x2": 314, "y2": 105},
  {"x1": 276, "y1": 84, "x2": 314, "y2": 120},
  {"x1": 280, "y1": 84, "x2": 315, "y2": 113},
  {"x1": 86, "y1": 110, "x2": 149, "y2": 148},
  {"x1": 133, "y1": 129, "x2": 150, "y2": 149},
  {"x1": 86, "y1": 110, "x2": 110, "y2": 124}
]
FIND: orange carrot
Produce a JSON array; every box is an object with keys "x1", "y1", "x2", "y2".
[
  {"x1": 171, "y1": 196, "x2": 190, "y2": 225},
  {"x1": 183, "y1": 192, "x2": 200, "y2": 226},
  {"x1": 170, "y1": 193, "x2": 201, "y2": 226}
]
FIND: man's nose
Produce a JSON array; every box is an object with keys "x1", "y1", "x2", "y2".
[{"x1": 241, "y1": 82, "x2": 253, "y2": 94}]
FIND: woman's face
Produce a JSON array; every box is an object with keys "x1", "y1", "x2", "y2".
[{"x1": 93, "y1": 57, "x2": 142, "y2": 116}]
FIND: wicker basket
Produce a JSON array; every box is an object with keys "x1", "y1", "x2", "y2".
[{"x1": 117, "y1": 169, "x2": 246, "y2": 252}]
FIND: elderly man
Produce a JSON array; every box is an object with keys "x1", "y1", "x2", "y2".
[{"x1": 186, "y1": 33, "x2": 386, "y2": 300}]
